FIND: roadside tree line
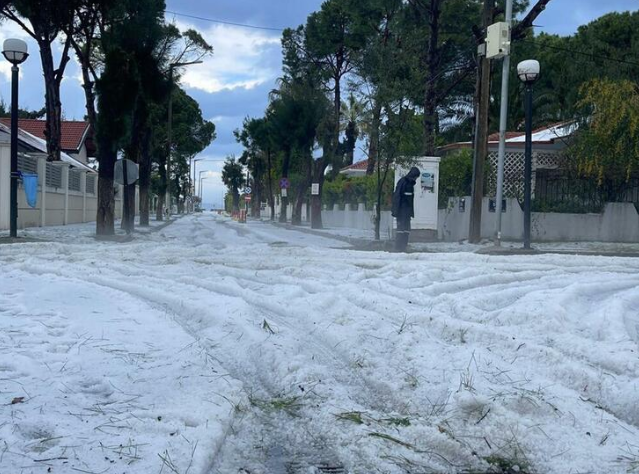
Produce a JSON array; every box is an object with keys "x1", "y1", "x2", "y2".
[
  {"x1": 1, "y1": 0, "x2": 216, "y2": 235},
  {"x1": 230, "y1": 0, "x2": 639, "y2": 237}
]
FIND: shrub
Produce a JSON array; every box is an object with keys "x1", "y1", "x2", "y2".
[{"x1": 439, "y1": 149, "x2": 473, "y2": 208}]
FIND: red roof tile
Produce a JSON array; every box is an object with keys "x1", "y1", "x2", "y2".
[
  {"x1": 341, "y1": 160, "x2": 370, "y2": 172},
  {"x1": 0, "y1": 118, "x2": 91, "y2": 152},
  {"x1": 487, "y1": 131, "x2": 524, "y2": 142}
]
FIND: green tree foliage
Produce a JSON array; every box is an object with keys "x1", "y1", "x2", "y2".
[
  {"x1": 493, "y1": 10, "x2": 639, "y2": 133},
  {"x1": 168, "y1": 89, "x2": 216, "y2": 202},
  {"x1": 235, "y1": 117, "x2": 277, "y2": 219},
  {"x1": 1, "y1": 0, "x2": 79, "y2": 161},
  {"x1": 221, "y1": 156, "x2": 245, "y2": 212},
  {"x1": 570, "y1": 79, "x2": 639, "y2": 202},
  {"x1": 0, "y1": 103, "x2": 46, "y2": 119},
  {"x1": 438, "y1": 149, "x2": 473, "y2": 208},
  {"x1": 150, "y1": 23, "x2": 214, "y2": 219},
  {"x1": 94, "y1": 0, "x2": 165, "y2": 235},
  {"x1": 322, "y1": 173, "x2": 394, "y2": 210}
]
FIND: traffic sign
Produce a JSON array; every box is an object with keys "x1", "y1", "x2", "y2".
[
  {"x1": 243, "y1": 187, "x2": 252, "y2": 195},
  {"x1": 279, "y1": 177, "x2": 290, "y2": 189},
  {"x1": 245, "y1": 195, "x2": 252, "y2": 201},
  {"x1": 114, "y1": 159, "x2": 139, "y2": 186}
]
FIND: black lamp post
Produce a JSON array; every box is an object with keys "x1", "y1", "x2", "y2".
[
  {"x1": 517, "y1": 59, "x2": 540, "y2": 249},
  {"x1": 2, "y1": 38, "x2": 29, "y2": 238}
]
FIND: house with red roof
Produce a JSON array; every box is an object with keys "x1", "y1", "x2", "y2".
[
  {"x1": 438, "y1": 121, "x2": 577, "y2": 155},
  {"x1": 340, "y1": 159, "x2": 369, "y2": 178},
  {"x1": 0, "y1": 119, "x2": 96, "y2": 165},
  {"x1": 341, "y1": 122, "x2": 578, "y2": 199}
]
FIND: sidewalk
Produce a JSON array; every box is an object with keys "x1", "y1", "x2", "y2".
[
  {"x1": 260, "y1": 218, "x2": 639, "y2": 257},
  {"x1": 0, "y1": 216, "x2": 176, "y2": 244}
]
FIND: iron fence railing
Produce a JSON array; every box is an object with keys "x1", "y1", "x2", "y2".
[{"x1": 533, "y1": 169, "x2": 639, "y2": 213}]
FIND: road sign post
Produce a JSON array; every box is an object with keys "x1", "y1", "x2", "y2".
[{"x1": 114, "y1": 159, "x2": 139, "y2": 234}]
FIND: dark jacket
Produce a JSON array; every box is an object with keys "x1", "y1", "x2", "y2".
[{"x1": 391, "y1": 167, "x2": 420, "y2": 220}]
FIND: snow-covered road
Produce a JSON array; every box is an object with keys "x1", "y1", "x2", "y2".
[{"x1": 1, "y1": 214, "x2": 638, "y2": 474}]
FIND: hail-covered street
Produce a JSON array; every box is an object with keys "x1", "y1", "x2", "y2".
[{"x1": 1, "y1": 214, "x2": 638, "y2": 473}]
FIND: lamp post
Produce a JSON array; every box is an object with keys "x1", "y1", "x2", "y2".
[
  {"x1": 199, "y1": 177, "x2": 212, "y2": 206},
  {"x1": 192, "y1": 157, "x2": 205, "y2": 204},
  {"x1": 198, "y1": 170, "x2": 210, "y2": 201},
  {"x1": 187, "y1": 156, "x2": 200, "y2": 212},
  {"x1": 494, "y1": 0, "x2": 514, "y2": 246},
  {"x1": 517, "y1": 59, "x2": 540, "y2": 249},
  {"x1": 166, "y1": 60, "x2": 202, "y2": 217},
  {"x1": 2, "y1": 39, "x2": 29, "y2": 238}
]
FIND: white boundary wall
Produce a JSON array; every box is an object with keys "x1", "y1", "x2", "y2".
[
  {"x1": 439, "y1": 197, "x2": 639, "y2": 243},
  {"x1": 0, "y1": 150, "x2": 133, "y2": 231}
]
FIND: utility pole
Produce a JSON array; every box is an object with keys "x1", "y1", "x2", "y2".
[
  {"x1": 469, "y1": 0, "x2": 494, "y2": 243},
  {"x1": 166, "y1": 65, "x2": 174, "y2": 219},
  {"x1": 494, "y1": 0, "x2": 514, "y2": 245}
]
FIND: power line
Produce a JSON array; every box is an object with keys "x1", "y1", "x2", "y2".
[
  {"x1": 521, "y1": 39, "x2": 639, "y2": 69},
  {"x1": 165, "y1": 10, "x2": 286, "y2": 32}
]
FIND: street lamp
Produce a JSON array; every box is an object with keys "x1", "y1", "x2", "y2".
[
  {"x1": 166, "y1": 60, "x2": 203, "y2": 217},
  {"x1": 2, "y1": 39, "x2": 29, "y2": 238},
  {"x1": 517, "y1": 59, "x2": 540, "y2": 250},
  {"x1": 191, "y1": 157, "x2": 207, "y2": 205},
  {"x1": 199, "y1": 177, "x2": 212, "y2": 207},
  {"x1": 198, "y1": 170, "x2": 211, "y2": 200}
]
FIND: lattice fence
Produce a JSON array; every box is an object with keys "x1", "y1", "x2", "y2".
[{"x1": 487, "y1": 151, "x2": 562, "y2": 198}]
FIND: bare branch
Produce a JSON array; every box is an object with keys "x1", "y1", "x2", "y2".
[{"x1": 512, "y1": 0, "x2": 553, "y2": 41}]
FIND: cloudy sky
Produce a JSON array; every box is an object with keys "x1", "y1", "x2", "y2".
[{"x1": 0, "y1": 0, "x2": 636, "y2": 208}]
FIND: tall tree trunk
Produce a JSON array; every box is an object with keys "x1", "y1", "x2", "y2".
[
  {"x1": 121, "y1": 181, "x2": 136, "y2": 232},
  {"x1": 311, "y1": 158, "x2": 327, "y2": 229},
  {"x1": 156, "y1": 162, "x2": 166, "y2": 221},
  {"x1": 232, "y1": 189, "x2": 240, "y2": 212},
  {"x1": 139, "y1": 127, "x2": 152, "y2": 226},
  {"x1": 267, "y1": 148, "x2": 275, "y2": 220},
  {"x1": 292, "y1": 156, "x2": 312, "y2": 226},
  {"x1": 77, "y1": 48, "x2": 97, "y2": 132},
  {"x1": 469, "y1": 0, "x2": 494, "y2": 243},
  {"x1": 96, "y1": 145, "x2": 116, "y2": 235},
  {"x1": 39, "y1": 41, "x2": 64, "y2": 162},
  {"x1": 375, "y1": 160, "x2": 383, "y2": 240},
  {"x1": 423, "y1": 0, "x2": 442, "y2": 156},
  {"x1": 366, "y1": 100, "x2": 382, "y2": 176},
  {"x1": 121, "y1": 98, "x2": 145, "y2": 232},
  {"x1": 279, "y1": 147, "x2": 291, "y2": 223}
]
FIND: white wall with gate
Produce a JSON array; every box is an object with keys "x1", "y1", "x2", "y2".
[{"x1": 395, "y1": 157, "x2": 440, "y2": 231}]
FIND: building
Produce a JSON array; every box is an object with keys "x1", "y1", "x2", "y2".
[
  {"x1": 439, "y1": 121, "x2": 578, "y2": 197},
  {"x1": 0, "y1": 121, "x2": 110, "y2": 231},
  {"x1": 0, "y1": 118, "x2": 96, "y2": 165},
  {"x1": 340, "y1": 160, "x2": 370, "y2": 178}
]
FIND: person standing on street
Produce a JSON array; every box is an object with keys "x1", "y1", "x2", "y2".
[{"x1": 391, "y1": 167, "x2": 420, "y2": 252}]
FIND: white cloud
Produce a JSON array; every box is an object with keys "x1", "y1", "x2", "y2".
[{"x1": 170, "y1": 20, "x2": 281, "y2": 94}]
